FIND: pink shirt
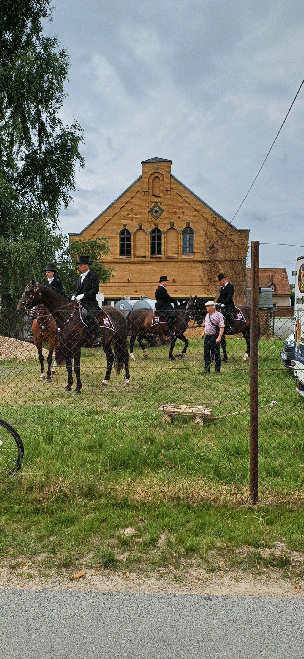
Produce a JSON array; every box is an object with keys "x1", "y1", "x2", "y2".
[{"x1": 204, "y1": 310, "x2": 225, "y2": 335}]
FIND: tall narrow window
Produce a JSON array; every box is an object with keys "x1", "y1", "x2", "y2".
[
  {"x1": 120, "y1": 228, "x2": 131, "y2": 256},
  {"x1": 152, "y1": 176, "x2": 160, "y2": 196},
  {"x1": 182, "y1": 226, "x2": 194, "y2": 254},
  {"x1": 150, "y1": 227, "x2": 162, "y2": 255}
]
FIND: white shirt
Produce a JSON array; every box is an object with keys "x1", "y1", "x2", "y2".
[{"x1": 80, "y1": 270, "x2": 90, "y2": 283}]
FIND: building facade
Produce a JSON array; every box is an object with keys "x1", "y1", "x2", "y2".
[{"x1": 69, "y1": 158, "x2": 249, "y2": 303}]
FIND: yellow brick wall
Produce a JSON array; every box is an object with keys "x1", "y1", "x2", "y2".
[{"x1": 70, "y1": 159, "x2": 249, "y2": 303}]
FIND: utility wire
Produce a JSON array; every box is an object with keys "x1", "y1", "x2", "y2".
[
  {"x1": 210, "y1": 80, "x2": 304, "y2": 248},
  {"x1": 231, "y1": 79, "x2": 304, "y2": 223}
]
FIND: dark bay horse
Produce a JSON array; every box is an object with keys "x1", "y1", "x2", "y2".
[
  {"x1": 17, "y1": 282, "x2": 130, "y2": 394},
  {"x1": 187, "y1": 296, "x2": 257, "y2": 360},
  {"x1": 30, "y1": 305, "x2": 58, "y2": 381},
  {"x1": 128, "y1": 305, "x2": 190, "y2": 360}
]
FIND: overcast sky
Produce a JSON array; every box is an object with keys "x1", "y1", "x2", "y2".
[{"x1": 46, "y1": 0, "x2": 304, "y2": 280}]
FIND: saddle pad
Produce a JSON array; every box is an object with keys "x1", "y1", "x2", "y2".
[
  {"x1": 152, "y1": 312, "x2": 166, "y2": 326},
  {"x1": 99, "y1": 311, "x2": 115, "y2": 331},
  {"x1": 236, "y1": 309, "x2": 246, "y2": 323}
]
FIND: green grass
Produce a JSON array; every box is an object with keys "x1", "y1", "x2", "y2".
[{"x1": 0, "y1": 335, "x2": 303, "y2": 579}]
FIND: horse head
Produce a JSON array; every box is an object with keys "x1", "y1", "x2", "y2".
[
  {"x1": 17, "y1": 281, "x2": 43, "y2": 314},
  {"x1": 186, "y1": 295, "x2": 206, "y2": 326}
]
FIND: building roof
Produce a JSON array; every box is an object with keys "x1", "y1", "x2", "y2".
[{"x1": 246, "y1": 268, "x2": 291, "y2": 295}]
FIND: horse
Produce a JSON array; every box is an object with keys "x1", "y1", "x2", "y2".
[
  {"x1": 30, "y1": 305, "x2": 59, "y2": 381},
  {"x1": 17, "y1": 282, "x2": 130, "y2": 394},
  {"x1": 187, "y1": 296, "x2": 256, "y2": 361},
  {"x1": 128, "y1": 304, "x2": 190, "y2": 361}
]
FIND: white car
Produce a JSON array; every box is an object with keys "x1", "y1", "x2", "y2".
[{"x1": 280, "y1": 333, "x2": 295, "y2": 368}]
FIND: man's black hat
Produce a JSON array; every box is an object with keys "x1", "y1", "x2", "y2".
[
  {"x1": 159, "y1": 275, "x2": 168, "y2": 282},
  {"x1": 77, "y1": 255, "x2": 91, "y2": 265},
  {"x1": 218, "y1": 273, "x2": 226, "y2": 281},
  {"x1": 45, "y1": 263, "x2": 56, "y2": 272}
]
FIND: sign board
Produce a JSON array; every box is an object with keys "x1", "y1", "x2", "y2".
[{"x1": 259, "y1": 287, "x2": 273, "y2": 308}]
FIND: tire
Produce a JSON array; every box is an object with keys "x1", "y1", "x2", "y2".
[{"x1": 0, "y1": 419, "x2": 24, "y2": 476}]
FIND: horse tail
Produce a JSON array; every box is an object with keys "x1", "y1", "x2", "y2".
[{"x1": 113, "y1": 335, "x2": 129, "y2": 375}]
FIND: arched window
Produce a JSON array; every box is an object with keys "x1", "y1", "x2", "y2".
[
  {"x1": 150, "y1": 227, "x2": 162, "y2": 256},
  {"x1": 120, "y1": 228, "x2": 131, "y2": 256},
  {"x1": 152, "y1": 176, "x2": 161, "y2": 196},
  {"x1": 182, "y1": 226, "x2": 194, "y2": 254}
]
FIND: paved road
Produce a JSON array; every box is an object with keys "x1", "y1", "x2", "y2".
[{"x1": 1, "y1": 590, "x2": 304, "y2": 658}]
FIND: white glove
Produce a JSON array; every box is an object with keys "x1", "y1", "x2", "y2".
[
  {"x1": 76, "y1": 294, "x2": 84, "y2": 301},
  {"x1": 71, "y1": 295, "x2": 75, "y2": 300},
  {"x1": 220, "y1": 304, "x2": 225, "y2": 308}
]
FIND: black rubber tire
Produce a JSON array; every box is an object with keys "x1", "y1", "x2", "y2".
[{"x1": 0, "y1": 419, "x2": 24, "y2": 475}]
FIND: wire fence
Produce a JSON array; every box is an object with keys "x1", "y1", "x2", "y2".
[{"x1": 0, "y1": 295, "x2": 301, "y2": 503}]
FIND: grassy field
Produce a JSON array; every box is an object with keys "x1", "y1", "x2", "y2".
[{"x1": 0, "y1": 333, "x2": 303, "y2": 582}]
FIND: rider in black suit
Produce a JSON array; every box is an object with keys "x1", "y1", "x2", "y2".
[
  {"x1": 44, "y1": 264, "x2": 64, "y2": 295},
  {"x1": 217, "y1": 273, "x2": 235, "y2": 334},
  {"x1": 72, "y1": 255, "x2": 102, "y2": 345},
  {"x1": 155, "y1": 275, "x2": 178, "y2": 337}
]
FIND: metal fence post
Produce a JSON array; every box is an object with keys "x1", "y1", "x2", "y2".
[{"x1": 250, "y1": 241, "x2": 259, "y2": 504}]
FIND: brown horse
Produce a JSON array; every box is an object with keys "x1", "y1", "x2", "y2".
[
  {"x1": 17, "y1": 282, "x2": 130, "y2": 394},
  {"x1": 187, "y1": 296, "x2": 257, "y2": 360},
  {"x1": 128, "y1": 305, "x2": 190, "y2": 360},
  {"x1": 30, "y1": 305, "x2": 58, "y2": 381}
]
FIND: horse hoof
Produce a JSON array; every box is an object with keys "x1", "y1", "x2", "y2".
[
  {"x1": 51, "y1": 368, "x2": 57, "y2": 374},
  {"x1": 40, "y1": 374, "x2": 45, "y2": 380},
  {"x1": 44, "y1": 377, "x2": 51, "y2": 383},
  {"x1": 102, "y1": 380, "x2": 109, "y2": 387},
  {"x1": 72, "y1": 389, "x2": 81, "y2": 395},
  {"x1": 65, "y1": 385, "x2": 72, "y2": 392},
  {"x1": 178, "y1": 353, "x2": 185, "y2": 359},
  {"x1": 124, "y1": 379, "x2": 130, "y2": 386},
  {"x1": 223, "y1": 358, "x2": 228, "y2": 363},
  {"x1": 130, "y1": 353, "x2": 135, "y2": 361},
  {"x1": 243, "y1": 353, "x2": 249, "y2": 361}
]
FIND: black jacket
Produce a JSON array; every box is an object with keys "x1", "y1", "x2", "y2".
[
  {"x1": 44, "y1": 278, "x2": 63, "y2": 295},
  {"x1": 155, "y1": 285, "x2": 177, "y2": 311},
  {"x1": 74, "y1": 270, "x2": 100, "y2": 310},
  {"x1": 217, "y1": 282, "x2": 235, "y2": 311}
]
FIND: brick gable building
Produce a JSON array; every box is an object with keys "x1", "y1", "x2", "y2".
[{"x1": 69, "y1": 158, "x2": 249, "y2": 303}]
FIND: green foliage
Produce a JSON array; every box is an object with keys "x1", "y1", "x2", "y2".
[{"x1": 0, "y1": 0, "x2": 85, "y2": 303}]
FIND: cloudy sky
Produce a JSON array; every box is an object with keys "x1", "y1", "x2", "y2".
[{"x1": 46, "y1": 0, "x2": 304, "y2": 280}]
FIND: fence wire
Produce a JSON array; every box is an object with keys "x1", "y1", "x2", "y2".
[{"x1": 0, "y1": 305, "x2": 302, "y2": 499}]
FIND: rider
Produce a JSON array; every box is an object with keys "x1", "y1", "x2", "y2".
[
  {"x1": 217, "y1": 273, "x2": 235, "y2": 334},
  {"x1": 44, "y1": 264, "x2": 64, "y2": 294},
  {"x1": 71, "y1": 255, "x2": 103, "y2": 347},
  {"x1": 155, "y1": 275, "x2": 178, "y2": 338}
]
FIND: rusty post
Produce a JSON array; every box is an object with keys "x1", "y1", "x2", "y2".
[{"x1": 250, "y1": 241, "x2": 259, "y2": 504}]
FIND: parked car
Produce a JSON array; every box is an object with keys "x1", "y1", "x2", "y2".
[{"x1": 280, "y1": 332, "x2": 295, "y2": 368}]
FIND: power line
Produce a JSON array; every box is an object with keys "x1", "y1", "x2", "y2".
[
  {"x1": 230, "y1": 79, "x2": 304, "y2": 223},
  {"x1": 210, "y1": 80, "x2": 304, "y2": 249}
]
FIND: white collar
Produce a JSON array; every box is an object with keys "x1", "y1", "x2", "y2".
[
  {"x1": 80, "y1": 270, "x2": 90, "y2": 281},
  {"x1": 47, "y1": 277, "x2": 54, "y2": 283}
]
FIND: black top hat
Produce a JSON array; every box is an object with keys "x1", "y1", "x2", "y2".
[
  {"x1": 45, "y1": 263, "x2": 56, "y2": 272},
  {"x1": 159, "y1": 275, "x2": 168, "y2": 282},
  {"x1": 77, "y1": 255, "x2": 91, "y2": 265},
  {"x1": 218, "y1": 273, "x2": 226, "y2": 281}
]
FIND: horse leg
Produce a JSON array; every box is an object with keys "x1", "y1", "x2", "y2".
[
  {"x1": 102, "y1": 346, "x2": 115, "y2": 386},
  {"x1": 177, "y1": 334, "x2": 189, "y2": 358},
  {"x1": 242, "y1": 329, "x2": 250, "y2": 360},
  {"x1": 38, "y1": 348, "x2": 45, "y2": 380},
  {"x1": 221, "y1": 336, "x2": 228, "y2": 363},
  {"x1": 138, "y1": 332, "x2": 148, "y2": 358},
  {"x1": 169, "y1": 336, "x2": 177, "y2": 360},
  {"x1": 65, "y1": 355, "x2": 73, "y2": 392},
  {"x1": 129, "y1": 333, "x2": 136, "y2": 360},
  {"x1": 73, "y1": 351, "x2": 82, "y2": 395},
  {"x1": 45, "y1": 351, "x2": 53, "y2": 382}
]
